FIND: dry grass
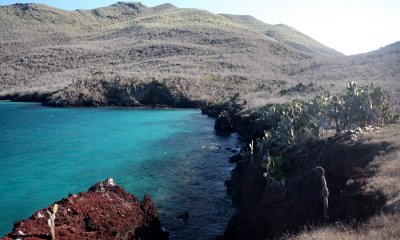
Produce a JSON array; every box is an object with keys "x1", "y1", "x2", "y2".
[
  {"x1": 369, "y1": 150, "x2": 400, "y2": 209},
  {"x1": 288, "y1": 213, "x2": 400, "y2": 240}
]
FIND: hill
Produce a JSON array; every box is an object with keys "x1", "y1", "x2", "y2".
[
  {"x1": 0, "y1": 2, "x2": 399, "y2": 107},
  {"x1": 219, "y1": 14, "x2": 343, "y2": 57}
]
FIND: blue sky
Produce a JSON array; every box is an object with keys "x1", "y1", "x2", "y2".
[{"x1": 0, "y1": 0, "x2": 399, "y2": 55}]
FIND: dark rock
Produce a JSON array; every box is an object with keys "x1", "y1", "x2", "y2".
[
  {"x1": 201, "y1": 93, "x2": 244, "y2": 119},
  {"x1": 224, "y1": 180, "x2": 234, "y2": 195},
  {"x1": 83, "y1": 217, "x2": 98, "y2": 232},
  {"x1": 223, "y1": 130, "x2": 389, "y2": 240},
  {"x1": 201, "y1": 103, "x2": 225, "y2": 118},
  {"x1": 4, "y1": 178, "x2": 169, "y2": 240},
  {"x1": 176, "y1": 211, "x2": 189, "y2": 222},
  {"x1": 214, "y1": 110, "x2": 235, "y2": 133},
  {"x1": 43, "y1": 79, "x2": 202, "y2": 108},
  {"x1": 229, "y1": 154, "x2": 242, "y2": 163},
  {"x1": 0, "y1": 91, "x2": 53, "y2": 102}
]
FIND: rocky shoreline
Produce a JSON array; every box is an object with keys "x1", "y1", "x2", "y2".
[
  {"x1": 2, "y1": 97, "x2": 399, "y2": 240},
  {"x1": 3, "y1": 178, "x2": 169, "y2": 240},
  {"x1": 221, "y1": 128, "x2": 391, "y2": 239},
  {"x1": 202, "y1": 100, "x2": 399, "y2": 239},
  {"x1": 0, "y1": 81, "x2": 204, "y2": 109}
]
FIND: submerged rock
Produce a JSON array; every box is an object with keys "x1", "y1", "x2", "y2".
[
  {"x1": 228, "y1": 154, "x2": 242, "y2": 163},
  {"x1": 4, "y1": 178, "x2": 169, "y2": 240},
  {"x1": 176, "y1": 211, "x2": 189, "y2": 222}
]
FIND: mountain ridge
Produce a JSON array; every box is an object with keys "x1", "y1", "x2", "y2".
[
  {"x1": 0, "y1": 2, "x2": 399, "y2": 107},
  {"x1": 219, "y1": 14, "x2": 343, "y2": 57}
]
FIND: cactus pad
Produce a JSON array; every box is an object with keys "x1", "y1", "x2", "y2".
[
  {"x1": 52, "y1": 204, "x2": 58, "y2": 214},
  {"x1": 45, "y1": 211, "x2": 51, "y2": 220}
]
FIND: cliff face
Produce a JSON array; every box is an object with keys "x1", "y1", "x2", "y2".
[
  {"x1": 4, "y1": 178, "x2": 168, "y2": 240},
  {"x1": 222, "y1": 125, "x2": 400, "y2": 240}
]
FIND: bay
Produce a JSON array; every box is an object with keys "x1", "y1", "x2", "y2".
[{"x1": 0, "y1": 102, "x2": 237, "y2": 239}]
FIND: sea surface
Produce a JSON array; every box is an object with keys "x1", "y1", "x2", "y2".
[{"x1": 0, "y1": 101, "x2": 239, "y2": 239}]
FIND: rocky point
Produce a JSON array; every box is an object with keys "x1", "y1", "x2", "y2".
[{"x1": 3, "y1": 178, "x2": 169, "y2": 240}]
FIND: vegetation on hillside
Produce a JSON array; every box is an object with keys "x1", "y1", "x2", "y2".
[
  {"x1": 0, "y1": 2, "x2": 399, "y2": 106},
  {"x1": 223, "y1": 83, "x2": 400, "y2": 240},
  {"x1": 238, "y1": 82, "x2": 393, "y2": 181},
  {"x1": 44, "y1": 75, "x2": 196, "y2": 107}
]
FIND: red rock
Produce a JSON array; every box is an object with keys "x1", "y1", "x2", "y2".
[{"x1": 3, "y1": 178, "x2": 168, "y2": 240}]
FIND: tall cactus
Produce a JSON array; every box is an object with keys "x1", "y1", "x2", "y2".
[
  {"x1": 249, "y1": 140, "x2": 254, "y2": 166},
  {"x1": 45, "y1": 204, "x2": 58, "y2": 240},
  {"x1": 315, "y1": 166, "x2": 329, "y2": 220}
]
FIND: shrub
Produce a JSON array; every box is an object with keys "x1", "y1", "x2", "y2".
[{"x1": 240, "y1": 82, "x2": 393, "y2": 180}]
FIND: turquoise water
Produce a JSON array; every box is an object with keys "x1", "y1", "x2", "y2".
[{"x1": 0, "y1": 102, "x2": 238, "y2": 239}]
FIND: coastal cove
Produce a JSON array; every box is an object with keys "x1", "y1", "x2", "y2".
[{"x1": 0, "y1": 102, "x2": 239, "y2": 239}]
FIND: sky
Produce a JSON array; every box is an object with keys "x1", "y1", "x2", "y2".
[{"x1": 0, "y1": 0, "x2": 399, "y2": 55}]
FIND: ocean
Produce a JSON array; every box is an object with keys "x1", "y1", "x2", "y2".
[{"x1": 0, "y1": 102, "x2": 238, "y2": 239}]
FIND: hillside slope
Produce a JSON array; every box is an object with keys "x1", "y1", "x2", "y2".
[
  {"x1": 0, "y1": 2, "x2": 399, "y2": 107},
  {"x1": 220, "y1": 14, "x2": 343, "y2": 57}
]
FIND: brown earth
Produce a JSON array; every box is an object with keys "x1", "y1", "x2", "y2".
[{"x1": 2, "y1": 178, "x2": 168, "y2": 240}]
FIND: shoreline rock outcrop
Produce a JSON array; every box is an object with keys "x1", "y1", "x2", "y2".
[
  {"x1": 221, "y1": 126, "x2": 399, "y2": 240},
  {"x1": 3, "y1": 178, "x2": 169, "y2": 240},
  {"x1": 43, "y1": 80, "x2": 202, "y2": 108}
]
